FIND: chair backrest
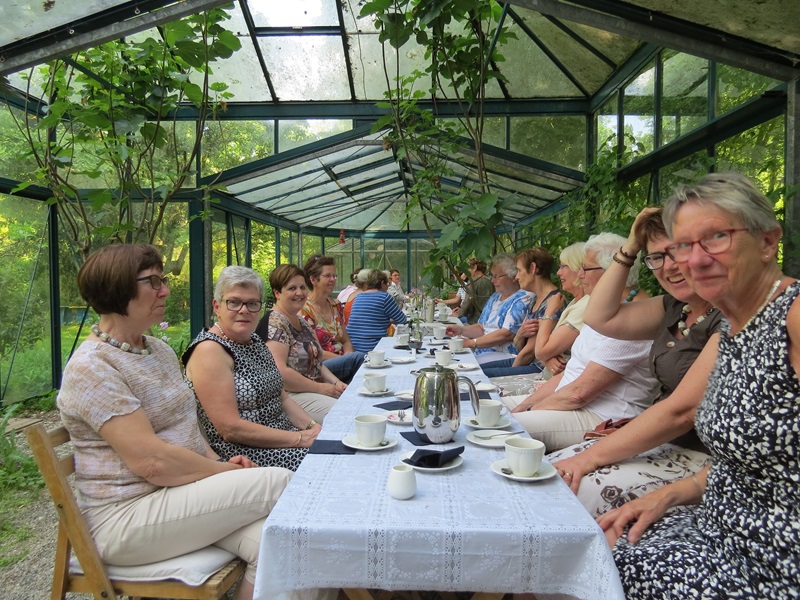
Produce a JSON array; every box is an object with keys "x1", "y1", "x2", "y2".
[{"x1": 25, "y1": 422, "x2": 119, "y2": 598}]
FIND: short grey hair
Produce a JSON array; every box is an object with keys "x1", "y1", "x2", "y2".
[
  {"x1": 490, "y1": 253, "x2": 518, "y2": 277},
  {"x1": 584, "y1": 232, "x2": 641, "y2": 287},
  {"x1": 214, "y1": 266, "x2": 264, "y2": 303},
  {"x1": 663, "y1": 171, "x2": 780, "y2": 237}
]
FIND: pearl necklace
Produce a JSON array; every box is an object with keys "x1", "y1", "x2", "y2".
[
  {"x1": 741, "y1": 277, "x2": 783, "y2": 331},
  {"x1": 676, "y1": 304, "x2": 714, "y2": 337},
  {"x1": 91, "y1": 323, "x2": 150, "y2": 355}
]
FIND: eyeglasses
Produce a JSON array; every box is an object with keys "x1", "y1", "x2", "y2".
[
  {"x1": 319, "y1": 273, "x2": 337, "y2": 279},
  {"x1": 136, "y1": 275, "x2": 170, "y2": 290},
  {"x1": 665, "y1": 228, "x2": 748, "y2": 263},
  {"x1": 580, "y1": 265, "x2": 604, "y2": 272},
  {"x1": 490, "y1": 273, "x2": 509, "y2": 280},
  {"x1": 225, "y1": 299, "x2": 263, "y2": 313},
  {"x1": 643, "y1": 252, "x2": 669, "y2": 270}
]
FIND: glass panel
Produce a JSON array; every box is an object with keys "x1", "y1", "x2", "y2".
[
  {"x1": 509, "y1": 116, "x2": 586, "y2": 170},
  {"x1": 658, "y1": 151, "x2": 711, "y2": 201},
  {"x1": 349, "y1": 34, "x2": 432, "y2": 101},
  {"x1": 301, "y1": 234, "x2": 322, "y2": 263},
  {"x1": 202, "y1": 120, "x2": 275, "y2": 175},
  {"x1": 715, "y1": 116, "x2": 785, "y2": 195},
  {"x1": 260, "y1": 36, "x2": 350, "y2": 101},
  {"x1": 252, "y1": 221, "x2": 278, "y2": 302},
  {"x1": 277, "y1": 120, "x2": 354, "y2": 153},
  {"x1": 509, "y1": 10, "x2": 614, "y2": 94},
  {"x1": 0, "y1": 194, "x2": 52, "y2": 404},
  {"x1": 623, "y1": 62, "x2": 655, "y2": 160},
  {"x1": 502, "y1": 18, "x2": 583, "y2": 97},
  {"x1": 0, "y1": 104, "x2": 40, "y2": 181},
  {"x1": 248, "y1": 0, "x2": 339, "y2": 27},
  {"x1": 597, "y1": 95, "x2": 618, "y2": 150},
  {"x1": 211, "y1": 209, "x2": 229, "y2": 282},
  {"x1": 559, "y1": 21, "x2": 642, "y2": 65},
  {"x1": 157, "y1": 202, "x2": 191, "y2": 354},
  {"x1": 327, "y1": 236, "x2": 363, "y2": 294},
  {"x1": 410, "y1": 239, "x2": 435, "y2": 291},
  {"x1": 483, "y1": 118, "x2": 506, "y2": 149},
  {"x1": 279, "y1": 229, "x2": 299, "y2": 264},
  {"x1": 203, "y1": 37, "x2": 274, "y2": 103},
  {"x1": 716, "y1": 65, "x2": 780, "y2": 116},
  {"x1": 661, "y1": 51, "x2": 708, "y2": 146},
  {"x1": 230, "y1": 214, "x2": 249, "y2": 266}
]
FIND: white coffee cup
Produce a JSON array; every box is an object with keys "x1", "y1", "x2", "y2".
[
  {"x1": 387, "y1": 464, "x2": 416, "y2": 500},
  {"x1": 396, "y1": 333, "x2": 410, "y2": 346},
  {"x1": 435, "y1": 349, "x2": 452, "y2": 366},
  {"x1": 368, "y1": 350, "x2": 386, "y2": 367},
  {"x1": 449, "y1": 338, "x2": 464, "y2": 352},
  {"x1": 475, "y1": 399, "x2": 504, "y2": 427},
  {"x1": 504, "y1": 437, "x2": 545, "y2": 477},
  {"x1": 354, "y1": 414, "x2": 387, "y2": 447},
  {"x1": 433, "y1": 325, "x2": 447, "y2": 340},
  {"x1": 363, "y1": 372, "x2": 387, "y2": 392}
]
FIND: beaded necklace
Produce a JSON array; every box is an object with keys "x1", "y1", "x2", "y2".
[
  {"x1": 676, "y1": 304, "x2": 714, "y2": 337},
  {"x1": 91, "y1": 323, "x2": 150, "y2": 355}
]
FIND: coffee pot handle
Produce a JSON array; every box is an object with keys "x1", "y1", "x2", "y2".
[{"x1": 457, "y1": 377, "x2": 480, "y2": 417}]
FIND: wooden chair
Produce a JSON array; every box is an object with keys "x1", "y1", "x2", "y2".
[{"x1": 25, "y1": 423, "x2": 246, "y2": 600}]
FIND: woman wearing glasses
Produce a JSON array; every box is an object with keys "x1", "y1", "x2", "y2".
[
  {"x1": 301, "y1": 255, "x2": 364, "y2": 383},
  {"x1": 57, "y1": 246, "x2": 292, "y2": 600},
  {"x1": 548, "y1": 208, "x2": 721, "y2": 516},
  {"x1": 257, "y1": 264, "x2": 344, "y2": 422},
  {"x1": 600, "y1": 172, "x2": 799, "y2": 599},
  {"x1": 183, "y1": 266, "x2": 321, "y2": 472},
  {"x1": 446, "y1": 253, "x2": 534, "y2": 365}
]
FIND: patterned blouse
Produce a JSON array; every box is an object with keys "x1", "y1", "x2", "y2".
[
  {"x1": 265, "y1": 310, "x2": 325, "y2": 382},
  {"x1": 301, "y1": 297, "x2": 345, "y2": 355}
]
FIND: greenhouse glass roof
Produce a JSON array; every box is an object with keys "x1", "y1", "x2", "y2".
[{"x1": 1, "y1": 0, "x2": 799, "y2": 233}]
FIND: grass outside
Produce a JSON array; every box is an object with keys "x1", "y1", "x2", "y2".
[{"x1": 0, "y1": 488, "x2": 39, "y2": 568}]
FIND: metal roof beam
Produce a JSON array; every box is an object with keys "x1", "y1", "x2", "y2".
[
  {"x1": 504, "y1": 0, "x2": 800, "y2": 81},
  {"x1": 0, "y1": 0, "x2": 231, "y2": 76},
  {"x1": 174, "y1": 98, "x2": 589, "y2": 120}
]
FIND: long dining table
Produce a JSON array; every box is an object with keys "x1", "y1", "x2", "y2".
[{"x1": 254, "y1": 337, "x2": 625, "y2": 600}]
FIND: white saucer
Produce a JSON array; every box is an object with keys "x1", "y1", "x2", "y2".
[
  {"x1": 357, "y1": 387, "x2": 394, "y2": 397},
  {"x1": 453, "y1": 362, "x2": 479, "y2": 371},
  {"x1": 452, "y1": 348, "x2": 470, "y2": 354},
  {"x1": 490, "y1": 459, "x2": 557, "y2": 482},
  {"x1": 365, "y1": 361, "x2": 392, "y2": 369},
  {"x1": 385, "y1": 409, "x2": 413, "y2": 425},
  {"x1": 395, "y1": 390, "x2": 415, "y2": 400},
  {"x1": 475, "y1": 382, "x2": 497, "y2": 392},
  {"x1": 427, "y1": 339, "x2": 448, "y2": 345},
  {"x1": 401, "y1": 450, "x2": 464, "y2": 473},
  {"x1": 342, "y1": 434, "x2": 398, "y2": 451},
  {"x1": 466, "y1": 430, "x2": 522, "y2": 448},
  {"x1": 388, "y1": 356, "x2": 415, "y2": 364},
  {"x1": 463, "y1": 416, "x2": 513, "y2": 429}
]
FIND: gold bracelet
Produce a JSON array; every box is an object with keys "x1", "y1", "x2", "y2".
[
  {"x1": 474, "y1": 337, "x2": 479, "y2": 349},
  {"x1": 305, "y1": 419, "x2": 318, "y2": 430},
  {"x1": 612, "y1": 253, "x2": 634, "y2": 268},
  {"x1": 618, "y1": 246, "x2": 637, "y2": 260}
]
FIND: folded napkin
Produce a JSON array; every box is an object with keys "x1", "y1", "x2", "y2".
[
  {"x1": 460, "y1": 390, "x2": 493, "y2": 401},
  {"x1": 403, "y1": 446, "x2": 464, "y2": 468},
  {"x1": 308, "y1": 440, "x2": 357, "y2": 455},
  {"x1": 374, "y1": 400, "x2": 412, "y2": 411},
  {"x1": 393, "y1": 344, "x2": 410, "y2": 350},
  {"x1": 400, "y1": 430, "x2": 437, "y2": 446}
]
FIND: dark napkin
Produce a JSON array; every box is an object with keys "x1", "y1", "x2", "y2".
[
  {"x1": 403, "y1": 446, "x2": 465, "y2": 468},
  {"x1": 308, "y1": 440, "x2": 357, "y2": 455},
  {"x1": 461, "y1": 390, "x2": 493, "y2": 401},
  {"x1": 400, "y1": 430, "x2": 437, "y2": 446},
  {"x1": 393, "y1": 344, "x2": 410, "y2": 350},
  {"x1": 374, "y1": 400, "x2": 412, "y2": 411}
]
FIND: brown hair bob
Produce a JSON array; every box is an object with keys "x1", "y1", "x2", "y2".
[
  {"x1": 78, "y1": 244, "x2": 164, "y2": 316},
  {"x1": 303, "y1": 254, "x2": 336, "y2": 289},
  {"x1": 269, "y1": 264, "x2": 306, "y2": 296}
]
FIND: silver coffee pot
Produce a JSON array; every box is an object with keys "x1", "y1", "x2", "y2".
[{"x1": 413, "y1": 366, "x2": 479, "y2": 443}]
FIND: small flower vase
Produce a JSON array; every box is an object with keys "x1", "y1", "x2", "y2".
[{"x1": 424, "y1": 297, "x2": 435, "y2": 322}]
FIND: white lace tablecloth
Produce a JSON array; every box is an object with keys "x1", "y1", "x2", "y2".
[{"x1": 254, "y1": 338, "x2": 624, "y2": 600}]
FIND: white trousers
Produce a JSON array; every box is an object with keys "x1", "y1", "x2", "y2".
[
  {"x1": 502, "y1": 394, "x2": 604, "y2": 452},
  {"x1": 87, "y1": 466, "x2": 292, "y2": 583},
  {"x1": 288, "y1": 391, "x2": 337, "y2": 423}
]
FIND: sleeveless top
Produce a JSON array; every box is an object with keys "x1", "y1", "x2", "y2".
[{"x1": 183, "y1": 329, "x2": 308, "y2": 471}]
